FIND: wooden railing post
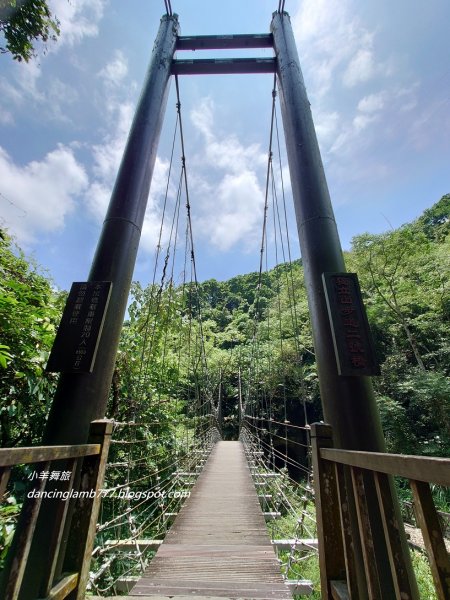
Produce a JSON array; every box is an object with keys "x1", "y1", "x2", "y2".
[
  {"x1": 350, "y1": 466, "x2": 383, "y2": 598},
  {"x1": 63, "y1": 419, "x2": 113, "y2": 600},
  {"x1": 374, "y1": 471, "x2": 420, "y2": 600},
  {"x1": 2, "y1": 462, "x2": 51, "y2": 599},
  {"x1": 40, "y1": 458, "x2": 80, "y2": 596},
  {"x1": 333, "y1": 461, "x2": 360, "y2": 598},
  {"x1": 311, "y1": 423, "x2": 346, "y2": 599},
  {"x1": 410, "y1": 479, "x2": 450, "y2": 599}
]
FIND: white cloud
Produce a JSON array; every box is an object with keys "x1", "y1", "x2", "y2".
[
  {"x1": 83, "y1": 181, "x2": 110, "y2": 222},
  {"x1": 141, "y1": 157, "x2": 173, "y2": 253},
  {"x1": 395, "y1": 84, "x2": 419, "y2": 113},
  {"x1": 343, "y1": 48, "x2": 375, "y2": 87},
  {"x1": 314, "y1": 110, "x2": 340, "y2": 147},
  {"x1": 49, "y1": 0, "x2": 107, "y2": 47},
  {"x1": 0, "y1": 56, "x2": 78, "y2": 123},
  {"x1": 189, "y1": 97, "x2": 266, "y2": 251},
  {"x1": 85, "y1": 99, "x2": 133, "y2": 218},
  {"x1": 289, "y1": 0, "x2": 422, "y2": 186},
  {"x1": 0, "y1": 109, "x2": 14, "y2": 125},
  {"x1": 0, "y1": 145, "x2": 88, "y2": 244},
  {"x1": 91, "y1": 101, "x2": 134, "y2": 182},
  {"x1": 352, "y1": 113, "x2": 376, "y2": 133},
  {"x1": 191, "y1": 98, "x2": 266, "y2": 174},
  {"x1": 328, "y1": 82, "x2": 422, "y2": 160},
  {"x1": 292, "y1": 0, "x2": 379, "y2": 98},
  {"x1": 408, "y1": 97, "x2": 450, "y2": 150},
  {"x1": 358, "y1": 92, "x2": 386, "y2": 113},
  {"x1": 0, "y1": 0, "x2": 105, "y2": 122},
  {"x1": 86, "y1": 155, "x2": 173, "y2": 252},
  {"x1": 99, "y1": 50, "x2": 128, "y2": 87},
  {"x1": 15, "y1": 60, "x2": 43, "y2": 101},
  {"x1": 0, "y1": 77, "x2": 23, "y2": 108},
  {"x1": 197, "y1": 171, "x2": 264, "y2": 252},
  {"x1": 85, "y1": 51, "x2": 136, "y2": 202},
  {"x1": 190, "y1": 97, "x2": 214, "y2": 139},
  {"x1": 84, "y1": 67, "x2": 173, "y2": 254}
]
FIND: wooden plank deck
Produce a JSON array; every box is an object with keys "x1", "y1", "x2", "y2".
[{"x1": 128, "y1": 441, "x2": 292, "y2": 599}]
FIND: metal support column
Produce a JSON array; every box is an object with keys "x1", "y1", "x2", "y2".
[
  {"x1": 271, "y1": 11, "x2": 417, "y2": 598},
  {"x1": 44, "y1": 13, "x2": 179, "y2": 446},
  {"x1": 4, "y1": 15, "x2": 179, "y2": 600}
]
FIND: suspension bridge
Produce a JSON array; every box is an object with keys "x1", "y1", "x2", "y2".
[{"x1": 1, "y1": 2, "x2": 449, "y2": 600}]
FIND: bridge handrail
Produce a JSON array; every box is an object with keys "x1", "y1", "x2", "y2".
[
  {"x1": 319, "y1": 448, "x2": 450, "y2": 487},
  {"x1": 0, "y1": 420, "x2": 113, "y2": 600},
  {"x1": 311, "y1": 422, "x2": 450, "y2": 600},
  {"x1": 0, "y1": 444, "x2": 101, "y2": 468}
]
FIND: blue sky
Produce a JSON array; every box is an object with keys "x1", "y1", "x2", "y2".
[{"x1": 0, "y1": 0, "x2": 449, "y2": 290}]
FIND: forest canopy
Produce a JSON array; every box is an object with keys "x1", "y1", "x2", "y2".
[{"x1": 0, "y1": 194, "x2": 449, "y2": 457}]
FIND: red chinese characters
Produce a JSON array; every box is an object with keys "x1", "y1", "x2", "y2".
[{"x1": 334, "y1": 276, "x2": 368, "y2": 370}]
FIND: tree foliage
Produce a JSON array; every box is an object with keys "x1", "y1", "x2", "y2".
[
  {"x1": 348, "y1": 195, "x2": 450, "y2": 456},
  {"x1": 0, "y1": 0, "x2": 59, "y2": 61},
  {"x1": 0, "y1": 230, "x2": 63, "y2": 446},
  {"x1": 2, "y1": 195, "x2": 449, "y2": 590},
  {"x1": 1, "y1": 194, "x2": 449, "y2": 462}
]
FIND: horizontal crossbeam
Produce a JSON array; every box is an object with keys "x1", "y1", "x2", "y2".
[
  {"x1": 320, "y1": 448, "x2": 450, "y2": 487},
  {"x1": 171, "y1": 58, "x2": 276, "y2": 75},
  {"x1": 176, "y1": 33, "x2": 273, "y2": 50},
  {"x1": 0, "y1": 443, "x2": 101, "y2": 467}
]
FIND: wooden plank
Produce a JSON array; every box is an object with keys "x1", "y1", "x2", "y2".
[
  {"x1": 334, "y1": 463, "x2": 359, "y2": 599},
  {"x1": 330, "y1": 580, "x2": 350, "y2": 600},
  {"x1": 104, "y1": 539, "x2": 163, "y2": 552},
  {"x1": 321, "y1": 449, "x2": 450, "y2": 486},
  {"x1": 311, "y1": 424, "x2": 346, "y2": 600},
  {"x1": 285, "y1": 579, "x2": 313, "y2": 595},
  {"x1": 437, "y1": 510, "x2": 450, "y2": 537},
  {"x1": 88, "y1": 597, "x2": 269, "y2": 600},
  {"x1": 130, "y1": 582, "x2": 292, "y2": 596},
  {"x1": 40, "y1": 572, "x2": 78, "y2": 600},
  {"x1": 116, "y1": 577, "x2": 139, "y2": 594},
  {"x1": 128, "y1": 441, "x2": 291, "y2": 599},
  {"x1": 4, "y1": 461, "x2": 50, "y2": 599},
  {"x1": 374, "y1": 471, "x2": 419, "y2": 599},
  {"x1": 263, "y1": 512, "x2": 281, "y2": 520},
  {"x1": 0, "y1": 445, "x2": 101, "y2": 467},
  {"x1": 350, "y1": 467, "x2": 382, "y2": 600},
  {"x1": 0, "y1": 467, "x2": 11, "y2": 500},
  {"x1": 410, "y1": 479, "x2": 450, "y2": 600},
  {"x1": 63, "y1": 420, "x2": 113, "y2": 600},
  {"x1": 41, "y1": 460, "x2": 79, "y2": 596},
  {"x1": 272, "y1": 538, "x2": 318, "y2": 551}
]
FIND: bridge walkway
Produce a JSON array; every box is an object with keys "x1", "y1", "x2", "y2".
[{"x1": 127, "y1": 440, "x2": 292, "y2": 599}]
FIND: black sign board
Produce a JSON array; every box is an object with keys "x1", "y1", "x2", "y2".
[
  {"x1": 46, "y1": 281, "x2": 112, "y2": 373},
  {"x1": 322, "y1": 273, "x2": 380, "y2": 376}
]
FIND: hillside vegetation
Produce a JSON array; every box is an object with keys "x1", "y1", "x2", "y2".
[{"x1": 1, "y1": 194, "x2": 449, "y2": 459}]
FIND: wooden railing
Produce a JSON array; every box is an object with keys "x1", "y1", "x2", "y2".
[
  {"x1": 0, "y1": 420, "x2": 112, "y2": 600},
  {"x1": 311, "y1": 422, "x2": 450, "y2": 600}
]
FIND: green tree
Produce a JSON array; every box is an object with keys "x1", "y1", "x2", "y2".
[
  {"x1": 0, "y1": 0, "x2": 59, "y2": 62},
  {"x1": 348, "y1": 196, "x2": 450, "y2": 457},
  {"x1": 0, "y1": 230, "x2": 63, "y2": 446},
  {"x1": 418, "y1": 193, "x2": 450, "y2": 242},
  {"x1": 349, "y1": 226, "x2": 440, "y2": 370}
]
